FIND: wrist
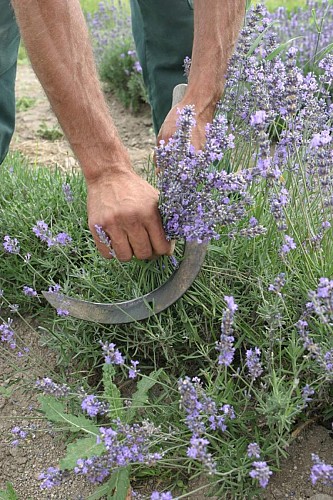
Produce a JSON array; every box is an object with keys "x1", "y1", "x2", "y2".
[{"x1": 79, "y1": 140, "x2": 133, "y2": 185}]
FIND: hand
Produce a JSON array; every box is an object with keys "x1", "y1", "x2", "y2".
[
  {"x1": 157, "y1": 99, "x2": 216, "y2": 153},
  {"x1": 87, "y1": 170, "x2": 172, "y2": 261}
]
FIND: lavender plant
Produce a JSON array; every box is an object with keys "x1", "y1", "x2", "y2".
[
  {"x1": 86, "y1": 0, "x2": 147, "y2": 111},
  {"x1": 1, "y1": 2, "x2": 333, "y2": 498}
]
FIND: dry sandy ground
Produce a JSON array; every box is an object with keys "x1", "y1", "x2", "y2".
[{"x1": 0, "y1": 61, "x2": 332, "y2": 500}]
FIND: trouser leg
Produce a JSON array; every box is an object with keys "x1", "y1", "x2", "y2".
[
  {"x1": 130, "y1": 0, "x2": 194, "y2": 135},
  {"x1": 0, "y1": 0, "x2": 20, "y2": 165}
]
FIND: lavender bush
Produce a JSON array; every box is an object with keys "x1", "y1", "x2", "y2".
[
  {"x1": 0, "y1": 2, "x2": 333, "y2": 498},
  {"x1": 86, "y1": 0, "x2": 147, "y2": 111},
  {"x1": 271, "y1": 0, "x2": 333, "y2": 71}
]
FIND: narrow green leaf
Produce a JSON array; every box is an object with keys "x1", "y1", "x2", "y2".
[
  {"x1": 103, "y1": 364, "x2": 124, "y2": 418},
  {"x1": 0, "y1": 483, "x2": 18, "y2": 500},
  {"x1": 127, "y1": 369, "x2": 163, "y2": 422},
  {"x1": 38, "y1": 395, "x2": 99, "y2": 435},
  {"x1": 246, "y1": 21, "x2": 278, "y2": 58},
  {"x1": 60, "y1": 436, "x2": 105, "y2": 469},
  {"x1": 266, "y1": 36, "x2": 304, "y2": 61}
]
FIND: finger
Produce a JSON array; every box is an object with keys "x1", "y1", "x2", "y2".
[
  {"x1": 90, "y1": 225, "x2": 115, "y2": 260},
  {"x1": 146, "y1": 213, "x2": 173, "y2": 256},
  {"x1": 127, "y1": 226, "x2": 154, "y2": 261},
  {"x1": 106, "y1": 230, "x2": 134, "y2": 262}
]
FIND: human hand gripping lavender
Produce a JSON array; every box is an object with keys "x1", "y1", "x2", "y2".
[
  {"x1": 157, "y1": 0, "x2": 246, "y2": 151},
  {"x1": 11, "y1": 0, "x2": 172, "y2": 262}
]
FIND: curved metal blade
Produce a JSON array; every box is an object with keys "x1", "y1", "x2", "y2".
[{"x1": 42, "y1": 241, "x2": 208, "y2": 324}]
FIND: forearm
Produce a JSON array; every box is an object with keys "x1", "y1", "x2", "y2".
[
  {"x1": 185, "y1": 0, "x2": 246, "y2": 113},
  {"x1": 11, "y1": 0, "x2": 131, "y2": 181}
]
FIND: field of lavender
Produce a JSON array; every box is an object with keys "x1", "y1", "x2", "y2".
[{"x1": 0, "y1": 1, "x2": 332, "y2": 499}]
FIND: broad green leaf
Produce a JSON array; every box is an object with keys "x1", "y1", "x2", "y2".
[
  {"x1": 87, "y1": 482, "x2": 110, "y2": 500},
  {"x1": 103, "y1": 364, "x2": 124, "y2": 418},
  {"x1": 60, "y1": 436, "x2": 105, "y2": 469},
  {"x1": 0, "y1": 483, "x2": 18, "y2": 500},
  {"x1": 127, "y1": 369, "x2": 163, "y2": 422},
  {"x1": 87, "y1": 468, "x2": 130, "y2": 500},
  {"x1": 38, "y1": 395, "x2": 99, "y2": 435},
  {"x1": 108, "y1": 467, "x2": 130, "y2": 500}
]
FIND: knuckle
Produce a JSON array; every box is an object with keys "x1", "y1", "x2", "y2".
[{"x1": 116, "y1": 250, "x2": 133, "y2": 262}]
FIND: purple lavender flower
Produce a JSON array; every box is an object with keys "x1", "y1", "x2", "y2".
[
  {"x1": 23, "y1": 252, "x2": 31, "y2": 263},
  {"x1": 32, "y1": 221, "x2": 54, "y2": 247},
  {"x1": 56, "y1": 308, "x2": 69, "y2": 317},
  {"x1": 3, "y1": 235, "x2": 20, "y2": 254},
  {"x1": 249, "y1": 461, "x2": 272, "y2": 488},
  {"x1": 54, "y1": 232, "x2": 72, "y2": 246},
  {"x1": 216, "y1": 296, "x2": 237, "y2": 366},
  {"x1": 39, "y1": 467, "x2": 63, "y2": 489},
  {"x1": 151, "y1": 492, "x2": 173, "y2": 500},
  {"x1": 75, "y1": 420, "x2": 162, "y2": 483},
  {"x1": 0, "y1": 319, "x2": 15, "y2": 347},
  {"x1": 33, "y1": 221, "x2": 72, "y2": 247},
  {"x1": 268, "y1": 273, "x2": 286, "y2": 295},
  {"x1": 35, "y1": 377, "x2": 70, "y2": 397},
  {"x1": 156, "y1": 105, "x2": 250, "y2": 243},
  {"x1": 62, "y1": 182, "x2": 73, "y2": 202},
  {"x1": 246, "y1": 347, "x2": 263, "y2": 380},
  {"x1": 128, "y1": 360, "x2": 140, "y2": 379},
  {"x1": 310, "y1": 454, "x2": 333, "y2": 486},
  {"x1": 100, "y1": 341, "x2": 124, "y2": 365},
  {"x1": 187, "y1": 436, "x2": 216, "y2": 474},
  {"x1": 247, "y1": 442, "x2": 261, "y2": 458},
  {"x1": 280, "y1": 235, "x2": 296, "y2": 254},
  {"x1": 250, "y1": 110, "x2": 267, "y2": 126},
  {"x1": 301, "y1": 384, "x2": 315, "y2": 405},
  {"x1": 48, "y1": 284, "x2": 61, "y2": 294},
  {"x1": 81, "y1": 394, "x2": 109, "y2": 417},
  {"x1": 94, "y1": 225, "x2": 116, "y2": 257},
  {"x1": 216, "y1": 334, "x2": 235, "y2": 366},
  {"x1": 23, "y1": 285, "x2": 38, "y2": 297}
]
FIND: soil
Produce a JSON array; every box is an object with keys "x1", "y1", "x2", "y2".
[
  {"x1": 0, "y1": 61, "x2": 332, "y2": 500},
  {"x1": 11, "y1": 63, "x2": 155, "y2": 174}
]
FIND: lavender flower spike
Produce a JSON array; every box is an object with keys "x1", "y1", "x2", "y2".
[
  {"x1": 310, "y1": 454, "x2": 333, "y2": 486},
  {"x1": 249, "y1": 461, "x2": 272, "y2": 488}
]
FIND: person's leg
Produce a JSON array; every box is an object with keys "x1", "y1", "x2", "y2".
[
  {"x1": 130, "y1": 0, "x2": 194, "y2": 135},
  {"x1": 0, "y1": 0, "x2": 20, "y2": 164}
]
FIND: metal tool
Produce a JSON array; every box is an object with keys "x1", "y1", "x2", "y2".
[{"x1": 42, "y1": 84, "x2": 208, "y2": 324}]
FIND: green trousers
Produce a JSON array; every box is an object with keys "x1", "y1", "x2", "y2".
[
  {"x1": 130, "y1": 0, "x2": 194, "y2": 134},
  {"x1": 0, "y1": 0, "x2": 20, "y2": 165},
  {"x1": 0, "y1": 0, "x2": 193, "y2": 164}
]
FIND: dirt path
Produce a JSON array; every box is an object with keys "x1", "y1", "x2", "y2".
[
  {"x1": 11, "y1": 63, "x2": 155, "y2": 173},
  {"x1": 1, "y1": 61, "x2": 332, "y2": 500}
]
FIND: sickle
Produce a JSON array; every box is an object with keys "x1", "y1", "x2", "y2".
[{"x1": 42, "y1": 85, "x2": 208, "y2": 323}]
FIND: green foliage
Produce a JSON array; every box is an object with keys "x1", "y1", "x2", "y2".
[
  {"x1": 37, "y1": 122, "x2": 64, "y2": 141},
  {"x1": 103, "y1": 363, "x2": 124, "y2": 418},
  {"x1": 60, "y1": 436, "x2": 105, "y2": 469},
  {"x1": 1, "y1": 146, "x2": 332, "y2": 495},
  {"x1": 39, "y1": 395, "x2": 100, "y2": 435},
  {"x1": 99, "y1": 42, "x2": 147, "y2": 112},
  {"x1": 87, "y1": 468, "x2": 130, "y2": 500},
  {"x1": 0, "y1": 483, "x2": 18, "y2": 500},
  {"x1": 16, "y1": 96, "x2": 36, "y2": 112},
  {"x1": 127, "y1": 369, "x2": 164, "y2": 422}
]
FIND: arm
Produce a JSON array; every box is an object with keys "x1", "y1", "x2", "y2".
[
  {"x1": 158, "y1": 0, "x2": 246, "y2": 149},
  {"x1": 11, "y1": 0, "x2": 171, "y2": 261}
]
